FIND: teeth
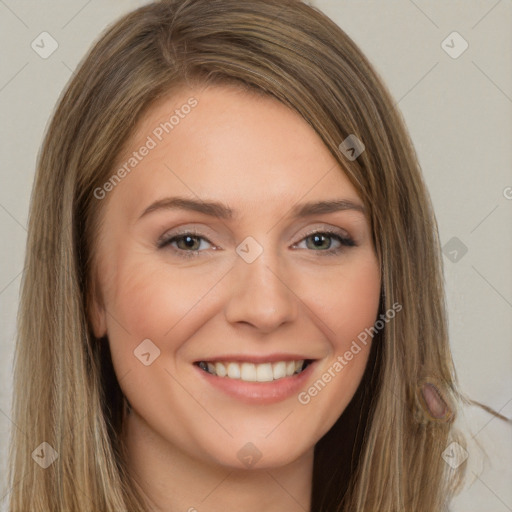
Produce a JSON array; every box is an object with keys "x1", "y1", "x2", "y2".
[
  {"x1": 199, "y1": 360, "x2": 307, "y2": 382},
  {"x1": 240, "y1": 363, "x2": 257, "y2": 382},
  {"x1": 256, "y1": 363, "x2": 273, "y2": 382},
  {"x1": 272, "y1": 361, "x2": 287, "y2": 379},
  {"x1": 215, "y1": 362, "x2": 227, "y2": 377},
  {"x1": 227, "y1": 362, "x2": 241, "y2": 379}
]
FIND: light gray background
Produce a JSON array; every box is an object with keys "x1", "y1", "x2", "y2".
[{"x1": 0, "y1": 1, "x2": 511, "y2": 511}]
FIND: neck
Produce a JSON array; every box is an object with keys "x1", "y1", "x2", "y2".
[{"x1": 121, "y1": 408, "x2": 313, "y2": 512}]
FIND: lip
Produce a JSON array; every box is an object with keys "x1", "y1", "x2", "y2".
[
  {"x1": 194, "y1": 359, "x2": 317, "y2": 405},
  {"x1": 194, "y1": 353, "x2": 314, "y2": 364}
]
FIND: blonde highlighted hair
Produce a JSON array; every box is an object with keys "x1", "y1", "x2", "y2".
[{"x1": 8, "y1": 0, "x2": 481, "y2": 510}]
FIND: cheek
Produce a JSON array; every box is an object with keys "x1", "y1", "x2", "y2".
[
  {"x1": 103, "y1": 256, "x2": 227, "y2": 360},
  {"x1": 319, "y1": 254, "x2": 381, "y2": 347},
  {"x1": 298, "y1": 254, "x2": 380, "y2": 430},
  {"x1": 331, "y1": 255, "x2": 381, "y2": 377}
]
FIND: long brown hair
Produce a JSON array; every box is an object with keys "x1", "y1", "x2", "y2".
[{"x1": 7, "y1": 0, "x2": 481, "y2": 510}]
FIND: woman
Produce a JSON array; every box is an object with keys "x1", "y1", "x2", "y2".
[{"x1": 7, "y1": 0, "x2": 504, "y2": 510}]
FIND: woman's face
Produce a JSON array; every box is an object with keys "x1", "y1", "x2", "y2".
[{"x1": 90, "y1": 84, "x2": 381, "y2": 470}]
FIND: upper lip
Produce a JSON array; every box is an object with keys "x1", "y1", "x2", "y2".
[{"x1": 195, "y1": 353, "x2": 315, "y2": 364}]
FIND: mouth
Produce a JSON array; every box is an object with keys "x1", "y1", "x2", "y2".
[
  {"x1": 193, "y1": 353, "x2": 318, "y2": 404},
  {"x1": 194, "y1": 359, "x2": 314, "y2": 383}
]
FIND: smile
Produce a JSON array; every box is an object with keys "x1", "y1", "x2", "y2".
[{"x1": 196, "y1": 360, "x2": 312, "y2": 382}]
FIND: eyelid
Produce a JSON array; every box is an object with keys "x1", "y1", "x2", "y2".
[
  {"x1": 298, "y1": 224, "x2": 352, "y2": 242},
  {"x1": 158, "y1": 222, "x2": 353, "y2": 242},
  {"x1": 157, "y1": 224, "x2": 356, "y2": 255},
  {"x1": 291, "y1": 227, "x2": 356, "y2": 255},
  {"x1": 156, "y1": 226, "x2": 215, "y2": 247}
]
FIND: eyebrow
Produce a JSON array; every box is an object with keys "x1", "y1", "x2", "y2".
[{"x1": 137, "y1": 196, "x2": 365, "y2": 221}]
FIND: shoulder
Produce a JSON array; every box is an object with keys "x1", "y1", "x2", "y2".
[{"x1": 449, "y1": 400, "x2": 512, "y2": 511}]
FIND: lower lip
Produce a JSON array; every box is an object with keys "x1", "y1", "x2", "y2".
[{"x1": 194, "y1": 362, "x2": 316, "y2": 405}]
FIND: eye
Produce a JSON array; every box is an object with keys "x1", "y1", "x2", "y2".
[
  {"x1": 157, "y1": 228, "x2": 356, "y2": 259},
  {"x1": 293, "y1": 229, "x2": 356, "y2": 256},
  {"x1": 157, "y1": 230, "x2": 215, "y2": 258}
]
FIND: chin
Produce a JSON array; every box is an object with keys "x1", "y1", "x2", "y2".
[{"x1": 197, "y1": 433, "x2": 314, "y2": 471}]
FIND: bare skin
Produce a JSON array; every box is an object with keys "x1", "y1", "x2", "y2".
[{"x1": 89, "y1": 83, "x2": 381, "y2": 512}]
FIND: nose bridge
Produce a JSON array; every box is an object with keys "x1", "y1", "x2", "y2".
[{"x1": 224, "y1": 235, "x2": 298, "y2": 331}]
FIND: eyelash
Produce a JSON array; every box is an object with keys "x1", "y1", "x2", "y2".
[{"x1": 157, "y1": 228, "x2": 356, "y2": 259}]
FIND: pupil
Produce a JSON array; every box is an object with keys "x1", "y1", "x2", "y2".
[
  {"x1": 312, "y1": 234, "x2": 329, "y2": 249},
  {"x1": 182, "y1": 236, "x2": 198, "y2": 249}
]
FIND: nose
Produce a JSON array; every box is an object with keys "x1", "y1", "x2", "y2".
[{"x1": 224, "y1": 245, "x2": 298, "y2": 333}]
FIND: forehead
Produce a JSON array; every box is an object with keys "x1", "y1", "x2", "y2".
[{"x1": 104, "y1": 83, "x2": 362, "y2": 219}]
